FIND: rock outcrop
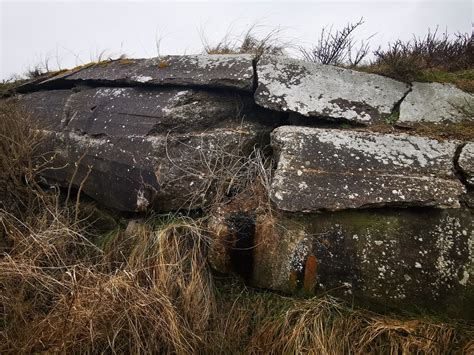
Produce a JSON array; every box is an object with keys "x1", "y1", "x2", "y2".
[{"x1": 8, "y1": 54, "x2": 474, "y2": 317}]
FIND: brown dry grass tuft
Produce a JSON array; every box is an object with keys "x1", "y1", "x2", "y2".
[
  {"x1": 0, "y1": 100, "x2": 50, "y2": 214},
  {"x1": 200, "y1": 24, "x2": 287, "y2": 58},
  {"x1": 249, "y1": 295, "x2": 473, "y2": 354},
  {"x1": 0, "y1": 206, "x2": 215, "y2": 353}
]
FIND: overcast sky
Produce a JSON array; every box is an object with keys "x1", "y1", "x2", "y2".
[{"x1": 1, "y1": 0, "x2": 472, "y2": 80}]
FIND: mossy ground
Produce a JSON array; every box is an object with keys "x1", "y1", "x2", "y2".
[{"x1": 358, "y1": 66, "x2": 474, "y2": 93}]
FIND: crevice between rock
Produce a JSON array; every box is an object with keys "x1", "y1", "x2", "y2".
[
  {"x1": 453, "y1": 142, "x2": 469, "y2": 186},
  {"x1": 391, "y1": 84, "x2": 412, "y2": 125}
]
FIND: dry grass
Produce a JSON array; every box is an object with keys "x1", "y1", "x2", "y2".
[
  {"x1": 200, "y1": 24, "x2": 287, "y2": 57},
  {"x1": 0, "y1": 204, "x2": 215, "y2": 353},
  {"x1": 0, "y1": 100, "x2": 49, "y2": 214},
  {"x1": 250, "y1": 295, "x2": 473, "y2": 354}
]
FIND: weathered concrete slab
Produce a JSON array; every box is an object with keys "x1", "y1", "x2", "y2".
[
  {"x1": 271, "y1": 126, "x2": 465, "y2": 211},
  {"x1": 41, "y1": 55, "x2": 255, "y2": 91},
  {"x1": 255, "y1": 55, "x2": 410, "y2": 124},
  {"x1": 399, "y1": 82, "x2": 474, "y2": 124},
  {"x1": 246, "y1": 209, "x2": 474, "y2": 318},
  {"x1": 42, "y1": 127, "x2": 264, "y2": 212},
  {"x1": 459, "y1": 143, "x2": 474, "y2": 186},
  {"x1": 16, "y1": 90, "x2": 73, "y2": 131}
]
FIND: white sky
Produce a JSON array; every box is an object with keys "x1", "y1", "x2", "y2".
[{"x1": 1, "y1": 0, "x2": 472, "y2": 80}]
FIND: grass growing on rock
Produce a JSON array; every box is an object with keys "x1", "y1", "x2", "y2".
[{"x1": 1, "y1": 101, "x2": 473, "y2": 353}]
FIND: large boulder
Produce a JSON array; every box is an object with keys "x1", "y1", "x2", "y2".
[
  {"x1": 255, "y1": 55, "x2": 410, "y2": 124},
  {"x1": 399, "y1": 82, "x2": 474, "y2": 124},
  {"x1": 248, "y1": 209, "x2": 474, "y2": 318},
  {"x1": 37, "y1": 55, "x2": 256, "y2": 92},
  {"x1": 270, "y1": 126, "x2": 465, "y2": 212}
]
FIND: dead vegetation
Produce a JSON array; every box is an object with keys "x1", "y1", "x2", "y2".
[
  {"x1": 0, "y1": 101, "x2": 50, "y2": 214},
  {"x1": 200, "y1": 24, "x2": 287, "y2": 57},
  {"x1": 300, "y1": 18, "x2": 372, "y2": 67}
]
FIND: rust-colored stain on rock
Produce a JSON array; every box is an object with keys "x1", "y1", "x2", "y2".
[{"x1": 303, "y1": 254, "x2": 318, "y2": 293}]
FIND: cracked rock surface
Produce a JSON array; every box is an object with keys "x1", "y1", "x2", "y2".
[
  {"x1": 270, "y1": 126, "x2": 465, "y2": 211},
  {"x1": 40, "y1": 129, "x2": 264, "y2": 212},
  {"x1": 255, "y1": 55, "x2": 410, "y2": 124},
  {"x1": 18, "y1": 85, "x2": 273, "y2": 212}
]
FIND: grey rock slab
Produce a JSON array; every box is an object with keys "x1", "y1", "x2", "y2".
[
  {"x1": 15, "y1": 90, "x2": 73, "y2": 131},
  {"x1": 255, "y1": 55, "x2": 410, "y2": 124},
  {"x1": 248, "y1": 209, "x2": 474, "y2": 318},
  {"x1": 271, "y1": 126, "x2": 465, "y2": 211},
  {"x1": 399, "y1": 82, "x2": 474, "y2": 124},
  {"x1": 40, "y1": 127, "x2": 265, "y2": 212},
  {"x1": 41, "y1": 55, "x2": 255, "y2": 91},
  {"x1": 459, "y1": 143, "x2": 474, "y2": 186}
]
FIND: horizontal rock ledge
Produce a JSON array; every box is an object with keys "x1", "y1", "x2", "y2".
[
  {"x1": 270, "y1": 126, "x2": 465, "y2": 212},
  {"x1": 33, "y1": 55, "x2": 256, "y2": 92}
]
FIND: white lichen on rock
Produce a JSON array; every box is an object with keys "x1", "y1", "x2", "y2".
[
  {"x1": 255, "y1": 55, "x2": 409, "y2": 124},
  {"x1": 399, "y1": 82, "x2": 474, "y2": 124},
  {"x1": 270, "y1": 126, "x2": 465, "y2": 211}
]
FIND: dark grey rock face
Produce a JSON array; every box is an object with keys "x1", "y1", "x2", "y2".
[
  {"x1": 255, "y1": 55, "x2": 410, "y2": 124},
  {"x1": 40, "y1": 55, "x2": 255, "y2": 91},
  {"x1": 42, "y1": 128, "x2": 263, "y2": 212},
  {"x1": 61, "y1": 87, "x2": 246, "y2": 135},
  {"x1": 270, "y1": 126, "x2": 465, "y2": 211},
  {"x1": 248, "y1": 209, "x2": 474, "y2": 318},
  {"x1": 16, "y1": 90, "x2": 73, "y2": 131},
  {"x1": 20, "y1": 86, "x2": 272, "y2": 212}
]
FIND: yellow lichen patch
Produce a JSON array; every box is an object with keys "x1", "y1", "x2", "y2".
[
  {"x1": 96, "y1": 60, "x2": 112, "y2": 67},
  {"x1": 118, "y1": 58, "x2": 135, "y2": 65},
  {"x1": 158, "y1": 60, "x2": 169, "y2": 69}
]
